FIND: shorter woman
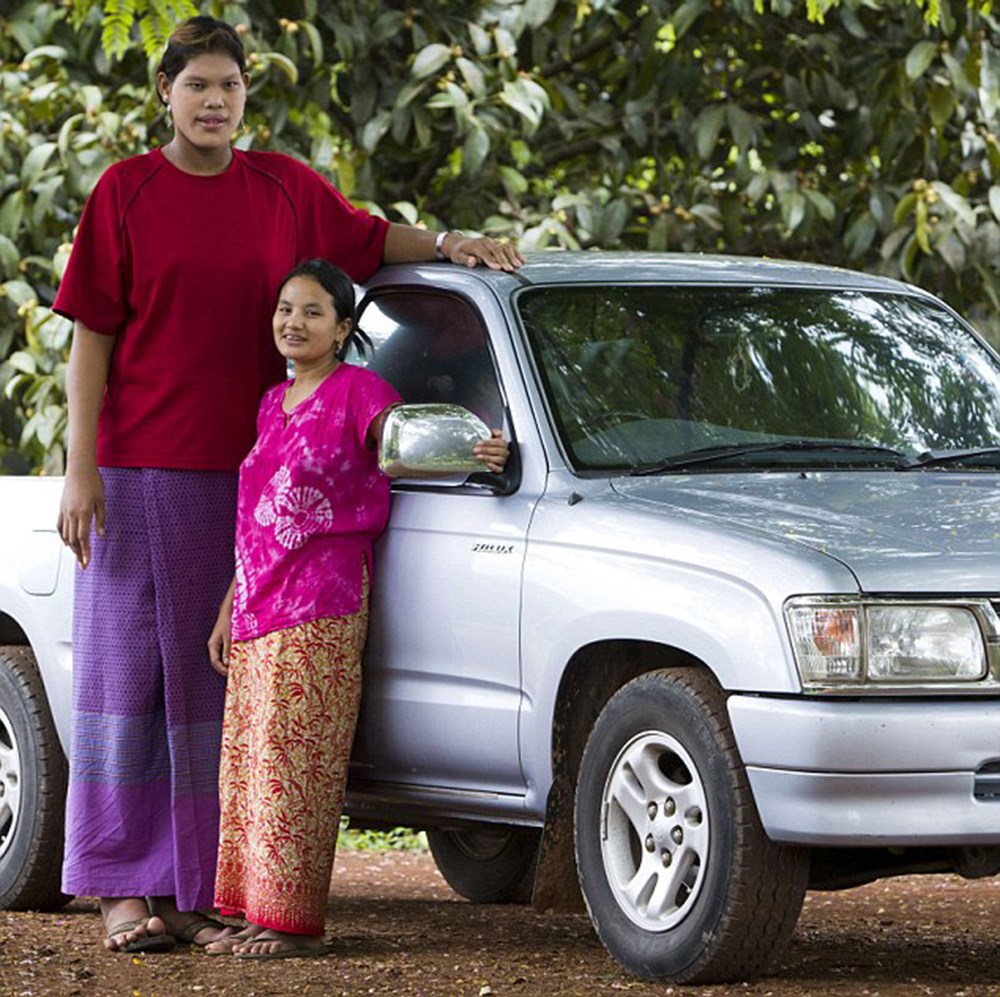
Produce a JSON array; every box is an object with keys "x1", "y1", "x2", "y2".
[{"x1": 206, "y1": 259, "x2": 507, "y2": 959}]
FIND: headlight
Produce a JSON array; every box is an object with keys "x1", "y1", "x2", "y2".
[{"x1": 785, "y1": 600, "x2": 988, "y2": 688}]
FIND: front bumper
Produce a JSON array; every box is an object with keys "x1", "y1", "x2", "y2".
[{"x1": 728, "y1": 695, "x2": 1000, "y2": 845}]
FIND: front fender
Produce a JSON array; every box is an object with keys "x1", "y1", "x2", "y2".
[{"x1": 517, "y1": 491, "x2": 860, "y2": 807}]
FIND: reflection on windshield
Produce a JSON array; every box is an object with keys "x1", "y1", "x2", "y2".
[{"x1": 517, "y1": 286, "x2": 1000, "y2": 472}]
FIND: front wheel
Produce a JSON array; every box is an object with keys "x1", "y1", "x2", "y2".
[
  {"x1": 427, "y1": 825, "x2": 539, "y2": 903},
  {"x1": 0, "y1": 646, "x2": 69, "y2": 911},
  {"x1": 575, "y1": 669, "x2": 807, "y2": 984}
]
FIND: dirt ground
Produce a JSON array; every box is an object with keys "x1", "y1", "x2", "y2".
[{"x1": 2, "y1": 850, "x2": 999, "y2": 997}]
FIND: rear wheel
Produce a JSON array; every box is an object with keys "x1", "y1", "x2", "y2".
[
  {"x1": 575, "y1": 669, "x2": 807, "y2": 984},
  {"x1": 427, "y1": 825, "x2": 540, "y2": 903},
  {"x1": 0, "y1": 646, "x2": 69, "y2": 911}
]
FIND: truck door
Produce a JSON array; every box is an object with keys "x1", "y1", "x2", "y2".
[{"x1": 349, "y1": 288, "x2": 531, "y2": 796}]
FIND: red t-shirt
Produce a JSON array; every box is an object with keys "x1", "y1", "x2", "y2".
[{"x1": 53, "y1": 148, "x2": 389, "y2": 471}]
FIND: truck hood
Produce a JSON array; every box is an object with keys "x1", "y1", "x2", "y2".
[{"x1": 611, "y1": 471, "x2": 1000, "y2": 593}]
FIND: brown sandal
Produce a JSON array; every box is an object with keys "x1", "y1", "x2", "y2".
[
  {"x1": 106, "y1": 917, "x2": 176, "y2": 954},
  {"x1": 173, "y1": 916, "x2": 232, "y2": 946}
]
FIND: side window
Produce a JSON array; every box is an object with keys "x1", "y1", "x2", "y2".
[{"x1": 354, "y1": 291, "x2": 504, "y2": 428}]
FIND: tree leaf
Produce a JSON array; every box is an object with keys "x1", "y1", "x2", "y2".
[
  {"x1": 462, "y1": 122, "x2": 490, "y2": 175},
  {"x1": 259, "y1": 52, "x2": 299, "y2": 84},
  {"x1": 468, "y1": 22, "x2": 491, "y2": 56},
  {"x1": 893, "y1": 192, "x2": 918, "y2": 227},
  {"x1": 0, "y1": 191, "x2": 25, "y2": 241},
  {"x1": 695, "y1": 105, "x2": 726, "y2": 160},
  {"x1": 390, "y1": 201, "x2": 420, "y2": 225},
  {"x1": 21, "y1": 142, "x2": 58, "y2": 189},
  {"x1": 298, "y1": 21, "x2": 324, "y2": 65},
  {"x1": 456, "y1": 57, "x2": 486, "y2": 99},
  {"x1": 0, "y1": 234, "x2": 18, "y2": 278},
  {"x1": 928, "y1": 85, "x2": 957, "y2": 128},
  {"x1": 805, "y1": 189, "x2": 836, "y2": 222},
  {"x1": 426, "y1": 83, "x2": 469, "y2": 110},
  {"x1": 21, "y1": 44, "x2": 68, "y2": 66},
  {"x1": 745, "y1": 172, "x2": 771, "y2": 203},
  {"x1": 725, "y1": 104, "x2": 757, "y2": 150},
  {"x1": 941, "y1": 51, "x2": 975, "y2": 96},
  {"x1": 689, "y1": 202, "x2": 724, "y2": 230},
  {"x1": 361, "y1": 111, "x2": 392, "y2": 154},
  {"x1": 498, "y1": 165, "x2": 528, "y2": 195},
  {"x1": 931, "y1": 181, "x2": 976, "y2": 229},
  {"x1": 844, "y1": 213, "x2": 877, "y2": 258},
  {"x1": 412, "y1": 43, "x2": 452, "y2": 79},
  {"x1": 523, "y1": 0, "x2": 558, "y2": 29},
  {"x1": 905, "y1": 40, "x2": 937, "y2": 80},
  {"x1": 7, "y1": 350, "x2": 37, "y2": 375},
  {"x1": 598, "y1": 199, "x2": 629, "y2": 243},
  {"x1": 935, "y1": 229, "x2": 966, "y2": 272},
  {"x1": 783, "y1": 190, "x2": 807, "y2": 233},
  {"x1": 499, "y1": 79, "x2": 544, "y2": 128},
  {"x1": 989, "y1": 186, "x2": 1000, "y2": 224},
  {"x1": 671, "y1": 0, "x2": 712, "y2": 39}
]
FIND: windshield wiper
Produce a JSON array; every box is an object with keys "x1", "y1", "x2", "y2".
[
  {"x1": 904, "y1": 447, "x2": 1000, "y2": 469},
  {"x1": 631, "y1": 440, "x2": 908, "y2": 475}
]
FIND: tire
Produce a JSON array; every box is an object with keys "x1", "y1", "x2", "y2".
[
  {"x1": 427, "y1": 825, "x2": 540, "y2": 904},
  {"x1": 574, "y1": 669, "x2": 808, "y2": 984},
  {"x1": 0, "y1": 646, "x2": 69, "y2": 911}
]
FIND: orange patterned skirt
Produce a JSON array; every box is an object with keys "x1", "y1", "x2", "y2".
[{"x1": 213, "y1": 589, "x2": 367, "y2": 935}]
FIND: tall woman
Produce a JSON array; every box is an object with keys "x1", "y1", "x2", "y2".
[{"x1": 54, "y1": 15, "x2": 521, "y2": 953}]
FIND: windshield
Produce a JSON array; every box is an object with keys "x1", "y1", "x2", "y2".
[{"x1": 517, "y1": 285, "x2": 1000, "y2": 473}]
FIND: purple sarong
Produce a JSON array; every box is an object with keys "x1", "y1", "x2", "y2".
[{"x1": 62, "y1": 467, "x2": 237, "y2": 911}]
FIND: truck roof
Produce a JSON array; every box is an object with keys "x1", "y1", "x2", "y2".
[{"x1": 371, "y1": 250, "x2": 928, "y2": 298}]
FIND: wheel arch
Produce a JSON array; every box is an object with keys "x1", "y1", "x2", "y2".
[
  {"x1": 0, "y1": 612, "x2": 30, "y2": 647},
  {"x1": 531, "y1": 639, "x2": 713, "y2": 913}
]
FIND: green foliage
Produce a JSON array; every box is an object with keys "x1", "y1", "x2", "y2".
[
  {"x1": 337, "y1": 819, "x2": 427, "y2": 852},
  {"x1": 1, "y1": 0, "x2": 998, "y2": 472},
  {"x1": 67, "y1": 0, "x2": 198, "y2": 59}
]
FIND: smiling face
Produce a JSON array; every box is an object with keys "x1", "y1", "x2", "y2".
[
  {"x1": 273, "y1": 276, "x2": 353, "y2": 372},
  {"x1": 157, "y1": 52, "x2": 248, "y2": 167}
]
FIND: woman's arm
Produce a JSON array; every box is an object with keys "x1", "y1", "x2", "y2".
[
  {"x1": 208, "y1": 576, "x2": 237, "y2": 677},
  {"x1": 382, "y1": 223, "x2": 524, "y2": 272},
  {"x1": 57, "y1": 322, "x2": 115, "y2": 569}
]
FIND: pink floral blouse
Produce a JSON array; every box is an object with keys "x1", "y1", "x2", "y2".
[{"x1": 231, "y1": 363, "x2": 400, "y2": 641}]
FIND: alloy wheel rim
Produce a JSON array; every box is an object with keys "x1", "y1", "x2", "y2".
[
  {"x1": 599, "y1": 729, "x2": 709, "y2": 932},
  {"x1": 0, "y1": 704, "x2": 22, "y2": 862}
]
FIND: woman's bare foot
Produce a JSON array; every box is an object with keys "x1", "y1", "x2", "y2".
[
  {"x1": 148, "y1": 896, "x2": 236, "y2": 947},
  {"x1": 204, "y1": 923, "x2": 266, "y2": 955},
  {"x1": 233, "y1": 928, "x2": 329, "y2": 960},
  {"x1": 101, "y1": 897, "x2": 173, "y2": 952}
]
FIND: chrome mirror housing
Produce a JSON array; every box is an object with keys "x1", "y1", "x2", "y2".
[{"x1": 379, "y1": 403, "x2": 491, "y2": 478}]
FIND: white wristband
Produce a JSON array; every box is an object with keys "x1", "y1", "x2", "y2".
[{"x1": 435, "y1": 230, "x2": 449, "y2": 260}]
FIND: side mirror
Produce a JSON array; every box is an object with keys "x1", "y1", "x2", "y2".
[{"x1": 379, "y1": 403, "x2": 491, "y2": 478}]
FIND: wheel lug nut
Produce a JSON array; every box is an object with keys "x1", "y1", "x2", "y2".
[
  {"x1": 646, "y1": 802, "x2": 658, "y2": 819},
  {"x1": 664, "y1": 798, "x2": 676, "y2": 816},
  {"x1": 645, "y1": 834, "x2": 655, "y2": 852},
  {"x1": 671, "y1": 826, "x2": 683, "y2": 845},
  {"x1": 661, "y1": 850, "x2": 672, "y2": 867}
]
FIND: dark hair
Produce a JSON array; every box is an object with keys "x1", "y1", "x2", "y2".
[
  {"x1": 278, "y1": 258, "x2": 371, "y2": 361},
  {"x1": 156, "y1": 17, "x2": 246, "y2": 104}
]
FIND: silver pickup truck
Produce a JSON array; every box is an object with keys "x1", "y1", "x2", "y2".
[{"x1": 2, "y1": 252, "x2": 1000, "y2": 984}]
